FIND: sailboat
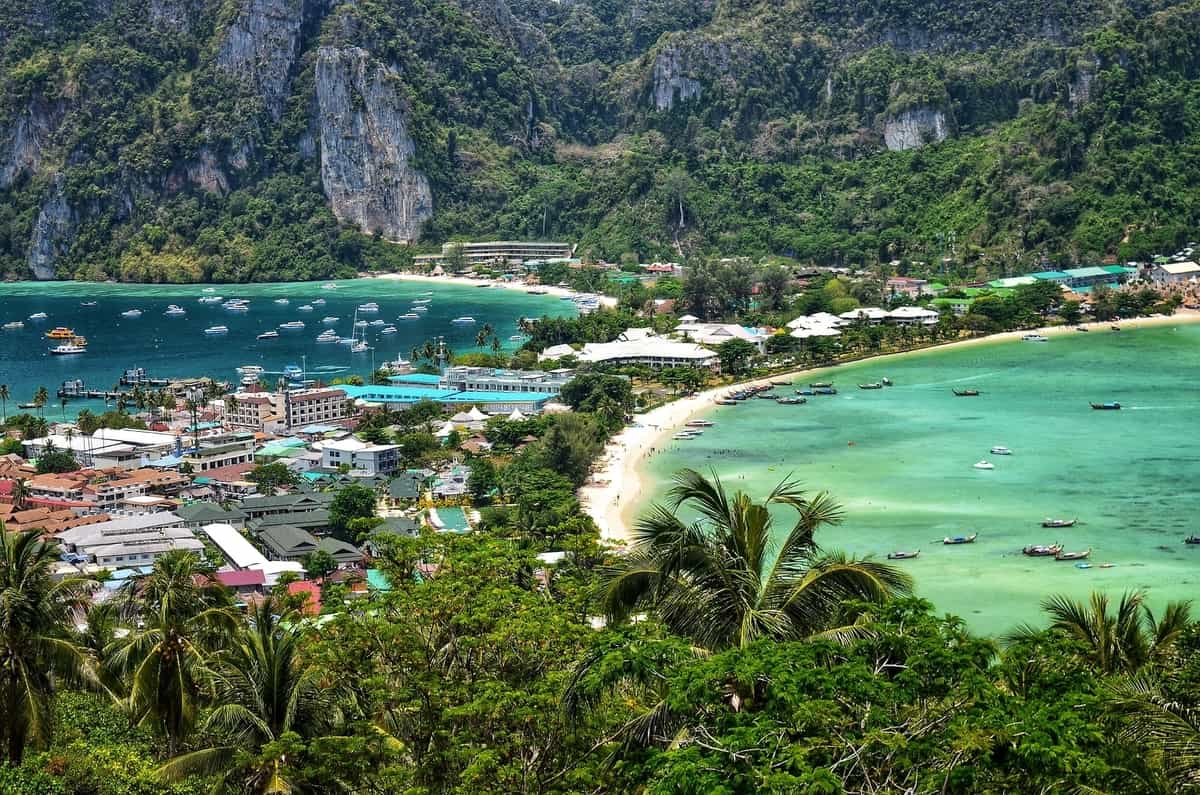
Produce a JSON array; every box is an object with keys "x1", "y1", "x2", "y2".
[{"x1": 349, "y1": 308, "x2": 370, "y2": 353}]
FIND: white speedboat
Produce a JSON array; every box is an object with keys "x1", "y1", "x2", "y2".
[
  {"x1": 351, "y1": 341, "x2": 370, "y2": 353},
  {"x1": 354, "y1": 320, "x2": 368, "y2": 328},
  {"x1": 990, "y1": 446, "x2": 1012, "y2": 455},
  {"x1": 411, "y1": 305, "x2": 428, "y2": 313},
  {"x1": 257, "y1": 331, "x2": 280, "y2": 340},
  {"x1": 357, "y1": 302, "x2": 379, "y2": 313},
  {"x1": 316, "y1": 331, "x2": 339, "y2": 343},
  {"x1": 198, "y1": 296, "x2": 223, "y2": 303},
  {"x1": 223, "y1": 300, "x2": 249, "y2": 311},
  {"x1": 236, "y1": 365, "x2": 265, "y2": 375},
  {"x1": 369, "y1": 319, "x2": 386, "y2": 326},
  {"x1": 398, "y1": 313, "x2": 420, "y2": 320},
  {"x1": 48, "y1": 343, "x2": 86, "y2": 355},
  {"x1": 322, "y1": 316, "x2": 339, "y2": 323},
  {"x1": 973, "y1": 460, "x2": 995, "y2": 470},
  {"x1": 28, "y1": 312, "x2": 48, "y2": 320},
  {"x1": 274, "y1": 298, "x2": 290, "y2": 305},
  {"x1": 312, "y1": 298, "x2": 326, "y2": 305},
  {"x1": 413, "y1": 298, "x2": 432, "y2": 305},
  {"x1": 164, "y1": 305, "x2": 186, "y2": 316},
  {"x1": 297, "y1": 304, "x2": 314, "y2": 312},
  {"x1": 205, "y1": 325, "x2": 229, "y2": 335},
  {"x1": 509, "y1": 334, "x2": 524, "y2": 341},
  {"x1": 380, "y1": 326, "x2": 397, "y2": 334},
  {"x1": 120, "y1": 309, "x2": 142, "y2": 318},
  {"x1": 1022, "y1": 334, "x2": 1048, "y2": 342},
  {"x1": 279, "y1": 321, "x2": 305, "y2": 330},
  {"x1": 3, "y1": 321, "x2": 24, "y2": 330},
  {"x1": 451, "y1": 316, "x2": 476, "y2": 324}
]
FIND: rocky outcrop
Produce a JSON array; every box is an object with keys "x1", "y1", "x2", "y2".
[
  {"x1": 0, "y1": 95, "x2": 64, "y2": 190},
  {"x1": 27, "y1": 173, "x2": 76, "y2": 279},
  {"x1": 650, "y1": 47, "x2": 702, "y2": 111},
  {"x1": 216, "y1": 0, "x2": 321, "y2": 119},
  {"x1": 149, "y1": 0, "x2": 197, "y2": 33},
  {"x1": 1068, "y1": 57, "x2": 1099, "y2": 111},
  {"x1": 883, "y1": 107, "x2": 949, "y2": 151},
  {"x1": 315, "y1": 46, "x2": 432, "y2": 243}
]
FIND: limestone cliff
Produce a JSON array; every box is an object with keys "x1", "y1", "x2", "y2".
[
  {"x1": 26, "y1": 173, "x2": 75, "y2": 280},
  {"x1": 0, "y1": 95, "x2": 64, "y2": 190},
  {"x1": 216, "y1": 0, "x2": 322, "y2": 119},
  {"x1": 650, "y1": 47, "x2": 702, "y2": 111},
  {"x1": 883, "y1": 107, "x2": 950, "y2": 151},
  {"x1": 314, "y1": 46, "x2": 432, "y2": 243}
]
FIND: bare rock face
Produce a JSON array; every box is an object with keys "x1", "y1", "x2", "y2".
[
  {"x1": 650, "y1": 47, "x2": 702, "y2": 111},
  {"x1": 315, "y1": 46, "x2": 432, "y2": 243},
  {"x1": 216, "y1": 0, "x2": 317, "y2": 119},
  {"x1": 883, "y1": 107, "x2": 949, "y2": 151},
  {"x1": 187, "y1": 148, "x2": 229, "y2": 194},
  {"x1": 27, "y1": 173, "x2": 76, "y2": 280},
  {"x1": 0, "y1": 95, "x2": 64, "y2": 189}
]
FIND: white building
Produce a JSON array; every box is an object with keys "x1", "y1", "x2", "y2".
[
  {"x1": 673, "y1": 322, "x2": 769, "y2": 350},
  {"x1": 886, "y1": 306, "x2": 941, "y2": 326},
  {"x1": 199, "y1": 523, "x2": 270, "y2": 571},
  {"x1": 838, "y1": 307, "x2": 890, "y2": 324},
  {"x1": 1151, "y1": 261, "x2": 1200, "y2": 284},
  {"x1": 538, "y1": 343, "x2": 578, "y2": 361},
  {"x1": 577, "y1": 334, "x2": 718, "y2": 369},
  {"x1": 319, "y1": 437, "x2": 401, "y2": 476},
  {"x1": 282, "y1": 388, "x2": 351, "y2": 429},
  {"x1": 786, "y1": 312, "x2": 846, "y2": 331},
  {"x1": 56, "y1": 512, "x2": 199, "y2": 567}
]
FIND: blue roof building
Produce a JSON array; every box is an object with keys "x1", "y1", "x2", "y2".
[
  {"x1": 339, "y1": 384, "x2": 555, "y2": 414},
  {"x1": 1030, "y1": 270, "x2": 1071, "y2": 283}
]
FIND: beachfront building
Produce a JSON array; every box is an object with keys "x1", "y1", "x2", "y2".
[
  {"x1": 886, "y1": 306, "x2": 940, "y2": 326},
  {"x1": 282, "y1": 388, "x2": 351, "y2": 430},
  {"x1": 224, "y1": 393, "x2": 277, "y2": 430},
  {"x1": 838, "y1": 307, "x2": 890, "y2": 325},
  {"x1": 390, "y1": 366, "x2": 574, "y2": 397},
  {"x1": 1150, "y1": 261, "x2": 1200, "y2": 284},
  {"x1": 414, "y1": 240, "x2": 574, "y2": 267},
  {"x1": 339, "y1": 384, "x2": 556, "y2": 414},
  {"x1": 672, "y1": 322, "x2": 770, "y2": 351},
  {"x1": 575, "y1": 333, "x2": 719, "y2": 369},
  {"x1": 319, "y1": 437, "x2": 401, "y2": 476},
  {"x1": 23, "y1": 427, "x2": 182, "y2": 470}
]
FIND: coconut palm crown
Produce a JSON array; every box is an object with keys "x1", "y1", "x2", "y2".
[{"x1": 600, "y1": 468, "x2": 913, "y2": 650}]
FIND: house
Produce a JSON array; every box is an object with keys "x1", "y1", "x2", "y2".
[
  {"x1": 215, "y1": 568, "x2": 267, "y2": 598},
  {"x1": 257, "y1": 524, "x2": 320, "y2": 561},
  {"x1": 55, "y1": 513, "x2": 200, "y2": 567},
  {"x1": 0, "y1": 504, "x2": 111, "y2": 535},
  {"x1": 183, "y1": 433, "x2": 256, "y2": 473},
  {"x1": 1150, "y1": 261, "x2": 1200, "y2": 284},
  {"x1": 837, "y1": 307, "x2": 890, "y2": 325},
  {"x1": 317, "y1": 536, "x2": 363, "y2": 567},
  {"x1": 318, "y1": 437, "x2": 401, "y2": 476},
  {"x1": 885, "y1": 277, "x2": 930, "y2": 297},
  {"x1": 240, "y1": 492, "x2": 334, "y2": 520},
  {"x1": 672, "y1": 322, "x2": 769, "y2": 351},
  {"x1": 886, "y1": 306, "x2": 941, "y2": 326},
  {"x1": 361, "y1": 518, "x2": 422, "y2": 557},
  {"x1": 286, "y1": 580, "x2": 322, "y2": 616},
  {"x1": 386, "y1": 472, "x2": 427, "y2": 504},
  {"x1": 246, "y1": 509, "x2": 331, "y2": 535},
  {"x1": 177, "y1": 501, "x2": 247, "y2": 529}
]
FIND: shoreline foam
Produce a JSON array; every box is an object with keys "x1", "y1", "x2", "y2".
[
  {"x1": 580, "y1": 311, "x2": 1200, "y2": 544},
  {"x1": 370, "y1": 271, "x2": 619, "y2": 308}
]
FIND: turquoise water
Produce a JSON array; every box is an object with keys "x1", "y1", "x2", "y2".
[
  {"x1": 638, "y1": 325, "x2": 1200, "y2": 635},
  {"x1": 0, "y1": 280, "x2": 574, "y2": 413}
]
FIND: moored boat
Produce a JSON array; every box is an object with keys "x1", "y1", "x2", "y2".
[
  {"x1": 859, "y1": 383, "x2": 883, "y2": 390},
  {"x1": 358, "y1": 302, "x2": 380, "y2": 312},
  {"x1": 451, "y1": 316, "x2": 476, "y2": 324},
  {"x1": 298, "y1": 304, "x2": 314, "y2": 312},
  {"x1": 685, "y1": 420, "x2": 714, "y2": 428},
  {"x1": 205, "y1": 325, "x2": 229, "y2": 335},
  {"x1": 164, "y1": 304, "x2": 186, "y2": 316},
  {"x1": 120, "y1": 309, "x2": 142, "y2": 318},
  {"x1": 1055, "y1": 548, "x2": 1092, "y2": 561},
  {"x1": 322, "y1": 316, "x2": 339, "y2": 323},
  {"x1": 380, "y1": 326, "x2": 398, "y2": 334},
  {"x1": 48, "y1": 343, "x2": 86, "y2": 355},
  {"x1": 990, "y1": 446, "x2": 1012, "y2": 455},
  {"x1": 399, "y1": 313, "x2": 420, "y2": 320},
  {"x1": 943, "y1": 533, "x2": 977, "y2": 545},
  {"x1": 283, "y1": 364, "x2": 303, "y2": 380},
  {"x1": 257, "y1": 331, "x2": 279, "y2": 340},
  {"x1": 198, "y1": 296, "x2": 223, "y2": 303},
  {"x1": 973, "y1": 460, "x2": 995, "y2": 470},
  {"x1": 236, "y1": 365, "x2": 264, "y2": 376},
  {"x1": 776, "y1": 396, "x2": 807, "y2": 405},
  {"x1": 887, "y1": 550, "x2": 920, "y2": 560},
  {"x1": 413, "y1": 298, "x2": 432, "y2": 304},
  {"x1": 278, "y1": 321, "x2": 305, "y2": 330},
  {"x1": 1023, "y1": 544, "x2": 1064, "y2": 557},
  {"x1": 810, "y1": 382, "x2": 833, "y2": 388},
  {"x1": 2, "y1": 321, "x2": 23, "y2": 330},
  {"x1": 80, "y1": 301, "x2": 97, "y2": 307},
  {"x1": 1042, "y1": 518, "x2": 1077, "y2": 528},
  {"x1": 1185, "y1": 535, "x2": 1200, "y2": 545},
  {"x1": 45, "y1": 327, "x2": 75, "y2": 339},
  {"x1": 952, "y1": 389, "x2": 980, "y2": 396},
  {"x1": 28, "y1": 312, "x2": 47, "y2": 320},
  {"x1": 881, "y1": 377, "x2": 893, "y2": 386},
  {"x1": 1022, "y1": 333, "x2": 1049, "y2": 342},
  {"x1": 813, "y1": 386, "x2": 837, "y2": 395},
  {"x1": 795, "y1": 388, "x2": 815, "y2": 396},
  {"x1": 715, "y1": 399, "x2": 739, "y2": 406},
  {"x1": 1090, "y1": 402, "x2": 1121, "y2": 410},
  {"x1": 274, "y1": 298, "x2": 290, "y2": 305}
]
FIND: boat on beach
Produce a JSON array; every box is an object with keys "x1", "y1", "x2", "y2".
[
  {"x1": 1091, "y1": 402, "x2": 1121, "y2": 410},
  {"x1": 1056, "y1": 548, "x2": 1092, "y2": 561},
  {"x1": 952, "y1": 389, "x2": 981, "y2": 396},
  {"x1": 1023, "y1": 544, "x2": 1063, "y2": 557},
  {"x1": 943, "y1": 533, "x2": 977, "y2": 545},
  {"x1": 990, "y1": 446, "x2": 1012, "y2": 455},
  {"x1": 1042, "y1": 518, "x2": 1077, "y2": 528},
  {"x1": 1076, "y1": 326, "x2": 1089, "y2": 332},
  {"x1": 887, "y1": 550, "x2": 920, "y2": 560},
  {"x1": 973, "y1": 460, "x2": 995, "y2": 470},
  {"x1": 685, "y1": 420, "x2": 714, "y2": 428},
  {"x1": 1022, "y1": 334, "x2": 1049, "y2": 342}
]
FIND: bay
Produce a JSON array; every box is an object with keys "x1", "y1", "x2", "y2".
[
  {"x1": 637, "y1": 324, "x2": 1200, "y2": 635},
  {"x1": 0, "y1": 279, "x2": 575, "y2": 413}
]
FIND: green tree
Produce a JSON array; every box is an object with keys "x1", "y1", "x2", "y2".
[
  {"x1": 467, "y1": 457, "x2": 499, "y2": 502},
  {"x1": 559, "y1": 372, "x2": 633, "y2": 413},
  {"x1": 35, "y1": 441, "x2": 78, "y2": 474},
  {"x1": 301, "y1": 550, "x2": 337, "y2": 582},
  {"x1": 0, "y1": 528, "x2": 96, "y2": 764},
  {"x1": 33, "y1": 386, "x2": 48, "y2": 419},
  {"x1": 601, "y1": 468, "x2": 912, "y2": 650},
  {"x1": 329, "y1": 484, "x2": 377, "y2": 539},
  {"x1": 247, "y1": 462, "x2": 299, "y2": 495},
  {"x1": 716, "y1": 337, "x2": 756, "y2": 375},
  {"x1": 1060, "y1": 299, "x2": 1084, "y2": 325}
]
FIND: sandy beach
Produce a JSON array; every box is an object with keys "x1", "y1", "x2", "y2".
[
  {"x1": 370, "y1": 271, "x2": 619, "y2": 308},
  {"x1": 580, "y1": 311, "x2": 1200, "y2": 544}
]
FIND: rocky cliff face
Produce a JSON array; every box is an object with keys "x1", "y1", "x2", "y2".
[
  {"x1": 883, "y1": 107, "x2": 950, "y2": 151},
  {"x1": 315, "y1": 46, "x2": 433, "y2": 243},
  {"x1": 0, "y1": 95, "x2": 64, "y2": 190},
  {"x1": 216, "y1": 0, "x2": 320, "y2": 118},
  {"x1": 26, "y1": 173, "x2": 76, "y2": 280},
  {"x1": 650, "y1": 47, "x2": 703, "y2": 111}
]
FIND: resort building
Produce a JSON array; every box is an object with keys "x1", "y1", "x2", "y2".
[
  {"x1": 672, "y1": 322, "x2": 770, "y2": 350},
  {"x1": 183, "y1": 433, "x2": 256, "y2": 473},
  {"x1": 255, "y1": 524, "x2": 365, "y2": 564},
  {"x1": 339, "y1": 384, "x2": 556, "y2": 414},
  {"x1": 886, "y1": 306, "x2": 941, "y2": 326},
  {"x1": 318, "y1": 437, "x2": 402, "y2": 476},
  {"x1": 224, "y1": 393, "x2": 277, "y2": 430},
  {"x1": 282, "y1": 388, "x2": 351, "y2": 429},
  {"x1": 438, "y1": 366, "x2": 574, "y2": 396},
  {"x1": 414, "y1": 240, "x2": 574, "y2": 266},
  {"x1": 199, "y1": 523, "x2": 269, "y2": 571},
  {"x1": 239, "y1": 492, "x2": 334, "y2": 521},
  {"x1": 575, "y1": 332, "x2": 719, "y2": 369},
  {"x1": 55, "y1": 512, "x2": 200, "y2": 567},
  {"x1": 1150, "y1": 261, "x2": 1200, "y2": 284},
  {"x1": 838, "y1": 308, "x2": 890, "y2": 325},
  {"x1": 24, "y1": 468, "x2": 187, "y2": 515},
  {"x1": 885, "y1": 277, "x2": 931, "y2": 297}
]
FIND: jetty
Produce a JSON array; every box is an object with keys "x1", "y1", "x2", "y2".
[{"x1": 57, "y1": 370, "x2": 227, "y2": 403}]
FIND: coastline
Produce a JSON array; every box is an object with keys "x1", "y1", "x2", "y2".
[
  {"x1": 579, "y1": 311, "x2": 1200, "y2": 545},
  {"x1": 369, "y1": 271, "x2": 620, "y2": 308}
]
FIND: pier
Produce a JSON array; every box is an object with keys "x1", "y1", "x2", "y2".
[{"x1": 57, "y1": 369, "x2": 228, "y2": 403}]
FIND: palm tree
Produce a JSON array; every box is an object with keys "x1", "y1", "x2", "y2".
[
  {"x1": 0, "y1": 527, "x2": 96, "y2": 763},
  {"x1": 10, "y1": 478, "x2": 29, "y2": 509},
  {"x1": 157, "y1": 598, "x2": 352, "y2": 792},
  {"x1": 1004, "y1": 590, "x2": 1192, "y2": 674},
  {"x1": 108, "y1": 550, "x2": 236, "y2": 754},
  {"x1": 0, "y1": 383, "x2": 9, "y2": 422},
  {"x1": 1108, "y1": 675, "x2": 1200, "y2": 789},
  {"x1": 600, "y1": 468, "x2": 912, "y2": 651},
  {"x1": 34, "y1": 385, "x2": 48, "y2": 418}
]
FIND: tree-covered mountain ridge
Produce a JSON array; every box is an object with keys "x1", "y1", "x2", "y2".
[{"x1": 2, "y1": 0, "x2": 1199, "y2": 281}]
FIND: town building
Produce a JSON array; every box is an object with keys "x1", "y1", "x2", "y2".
[
  {"x1": 435, "y1": 366, "x2": 574, "y2": 396},
  {"x1": 340, "y1": 384, "x2": 556, "y2": 414},
  {"x1": 239, "y1": 492, "x2": 334, "y2": 521},
  {"x1": 885, "y1": 277, "x2": 931, "y2": 297},
  {"x1": 319, "y1": 437, "x2": 401, "y2": 476},
  {"x1": 55, "y1": 512, "x2": 199, "y2": 567},
  {"x1": 183, "y1": 433, "x2": 256, "y2": 473},
  {"x1": 838, "y1": 308, "x2": 890, "y2": 325},
  {"x1": 223, "y1": 393, "x2": 277, "y2": 430},
  {"x1": 258, "y1": 524, "x2": 320, "y2": 561},
  {"x1": 1150, "y1": 261, "x2": 1200, "y2": 284},
  {"x1": 281, "y1": 388, "x2": 351, "y2": 430}
]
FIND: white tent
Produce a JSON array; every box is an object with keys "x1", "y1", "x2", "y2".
[
  {"x1": 507, "y1": 409, "x2": 526, "y2": 421},
  {"x1": 466, "y1": 406, "x2": 488, "y2": 421},
  {"x1": 435, "y1": 420, "x2": 456, "y2": 438}
]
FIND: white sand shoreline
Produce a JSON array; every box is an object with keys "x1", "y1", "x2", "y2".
[
  {"x1": 579, "y1": 311, "x2": 1200, "y2": 545},
  {"x1": 368, "y1": 271, "x2": 619, "y2": 308}
]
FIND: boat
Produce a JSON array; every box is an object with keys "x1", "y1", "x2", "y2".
[
  {"x1": 810, "y1": 382, "x2": 833, "y2": 388},
  {"x1": 795, "y1": 388, "x2": 815, "y2": 396},
  {"x1": 316, "y1": 333, "x2": 339, "y2": 343},
  {"x1": 813, "y1": 387, "x2": 837, "y2": 395},
  {"x1": 451, "y1": 316, "x2": 476, "y2": 324},
  {"x1": 28, "y1": 312, "x2": 47, "y2": 320},
  {"x1": 776, "y1": 397, "x2": 807, "y2": 405},
  {"x1": 240, "y1": 374, "x2": 259, "y2": 387},
  {"x1": 322, "y1": 316, "x2": 339, "y2": 323},
  {"x1": 1076, "y1": 326, "x2": 1089, "y2": 332},
  {"x1": 421, "y1": 291, "x2": 433, "y2": 296},
  {"x1": 413, "y1": 298, "x2": 432, "y2": 305},
  {"x1": 1023, "y1": 544, "x2": 1064, "y2": 557},
  {"x1": 715, "y1": 399, "x2": 739, "y2": 406},
  {"x1": 274, "y1": 298, "x2": 290, "y2": 305},
  {"x1": 1111, "y1": 325, "x2": 1121, "y2": 331},
  {"x1": 80, "y1": 301, "x2": 97, "y2": 307},
  {"x1": 399, "y1": 313, "x2": 420, "y2": 320},
  {"x1": 2, "y1": 321, "x2": 23, "y2": 330},
  {"x1": 685, "y1": 420, "x2": 714, "y2": 428},
  {"x1": 164, "y1": 305, "x2": 186, "y2": 316},
  {"x1": 411, "y1": 305, "x2": 429, "y2": 313},
  {"x1": 672, "y1": 432, "x2": 700, "y2": 440},
  {"x1": 351, "y1": 341, "x2": 370, "y2": 353},
  {"x1": 312, "y1": 297, "x2": 325, "y2": 305},
  {"x1": 952, "y1": 389, "x2": 981, "y2": 397},
  {"x1": 354, "y1": 320, "x2": 368, "y2": 328},
  {"x1": 198, "y1": 296, "x2": 223, "y2": 304},
  {"x1": 1055, "y1": 548, "x2": 1092, "y2": 561},
  {"x1": 357, "y1": 303, "x2": 379, "y2": 313},
  {"x1": 45, "y1": 327, "x2": 75, "y2": 339},
  {"x1": 120, "y1": 309, "x2": 142, "y2": 318},
  {"x1": 990, "y1": 446, "x2": 1012, "y2": 455},
  {"x1": 1075, "y1": 563, "x2": 1092, "y2": 570},
  {"x1": 257, "y1": 331, "x2": 280, "y2": 340},
  {"x1": 205, "y1": 325, "x2": 229, "y2": 335},
  {"x1": 279, "y1": 321, "x2": 306, "y2": 330},
  {"x1": 380, "y1": 326, "x2": 398, "y2": 334},
  {"x1": 48, "y1": 343, "x2": 86, "y2": 355},
  {"x1": 881, "y1": 377, "x2": 893, "y2": 386},
  {"x1": 1091, "y1": 402, "x2": 1121, "y2": 410},
  {"x1": 1185, "y1": 535, "x2": 1200, "y2": 545},
  {"x1": 887, "y1": 550, "x2": 920, "y2": 560},
  {"x1": 369, "y1": 319, "x2": 386, "y2": 326},
  {"x1": 223, "y1": 300, "x2": 249, "y2": 311},
  {"x1": 337, "y1": 337, "x2": 356, "y2": 345},
  {"x1": 283, "y1": 364, "x2": 304, "y2": 380},
  {"x1": 756, "y1": 392, "x2": 778, "y2": 400},
  {"x1": 1042, "y1": 518, "x2": 1077, "y2": 528},
  {"x1": 509, "y1": 334, "x2": 524, "y2": 340},
  {"x1": 943, "y1": 533, "x2": 977, "y2": 545},
  {"x1": 236, "y1": 365, "x2": 264, "y2": 375},
  {"x1": 298, "y1": 304, "x2": 314, "y2": 312},
  {"x1": 1022, "y1": 334, "x2": 1049, "y2": 342},
  {"x1": 973, "y1": 460, "x2": 995, "y2": 470},
  {"x1": 859, "y1": 383, "x2": 883, "y2": 390}
]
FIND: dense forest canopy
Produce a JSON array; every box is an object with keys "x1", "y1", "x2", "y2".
[{"x1": 2, "y1": 0, "x2": 1200, "y2": 282}]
